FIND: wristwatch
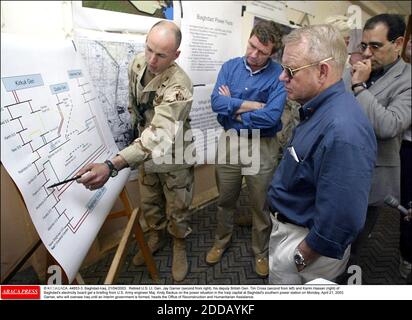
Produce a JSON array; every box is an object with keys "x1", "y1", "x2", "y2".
[
  {"x1": 294, "y1": 248, "x2": 307, "y2": 269},
  {"x1": 104, "y1": 160, "x2": 118, "y2": 178},
  {"x1": 351, "y1": 82, "x2": 367, "y2": 91}
]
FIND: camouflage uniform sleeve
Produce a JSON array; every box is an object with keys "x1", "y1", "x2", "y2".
[
  {"x1": 119, "y1": 80, "x2": 193, "y2": 168},
  {"x1": 276, "y1": 100, "x2": 301, "y2": 150},
  {"x1": 127, "y1": 56, "x2": 140, "y2": 132}
]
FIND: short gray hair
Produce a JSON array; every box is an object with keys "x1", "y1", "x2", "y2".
[{"x1": 283, "y1": 24, "x2": 348, "y2": 74}]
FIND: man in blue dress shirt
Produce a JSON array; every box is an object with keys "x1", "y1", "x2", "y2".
[
  {"x1": 206, "y1": 20, "x2": 287, "y2": 278},
  {"x1": 266, "y1": 25, "x2": 377, "y2": 284}
]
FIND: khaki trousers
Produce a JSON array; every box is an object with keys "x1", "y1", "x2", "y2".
[
  {"x1": 139, "y1": 166, "x2": 194, "y2": 239},
  {"x1": 214, "y1": 135, "x2": 279, "y2": 258},
  {"x1": 269, "y1": 214, "x2": 350, "y2": 284}
]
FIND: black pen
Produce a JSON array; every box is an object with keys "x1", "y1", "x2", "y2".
[{"x1": 48, "y1": 175, "x2": 82, "y2": 189}]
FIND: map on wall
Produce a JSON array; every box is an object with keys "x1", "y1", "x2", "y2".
[
  {"x1": 1, "y1": 34, "x2": 130, "y2": 282},
  {"x1": 82, "y1": 0, "x2": 174, "y2": 20},
  {"x1": 74, "y1": 29, "x2": 146, "y2": 150}
]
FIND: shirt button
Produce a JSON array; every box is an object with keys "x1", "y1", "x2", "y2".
[{"x1": 245, "y1": 88, "x2": 248, "y2": 90}]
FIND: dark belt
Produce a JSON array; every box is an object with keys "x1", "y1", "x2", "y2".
[{"x1": 270, "y1": 210, "x2": 297, "y2": 225}]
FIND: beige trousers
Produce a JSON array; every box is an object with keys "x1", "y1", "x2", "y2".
[
  {"x1": 139, "y1": 166, "x2": 194, "y2": 239},
  {"x1": 269, "y1": 214, "x2": 350, "y2": 284},
  {"x1": 214, "y1": 135, "x2": 279, "y2": 258}
]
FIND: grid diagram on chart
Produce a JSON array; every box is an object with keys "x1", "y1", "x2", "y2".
[
  {"x1": 1, "y1": 71, "x2": 111, "y2": 248},
  {"x1": 0, "y1": 35, "x2": 130, "y2": 281}
]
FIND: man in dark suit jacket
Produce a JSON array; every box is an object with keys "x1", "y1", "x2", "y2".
[{"x1": 346, "y1": 14, "x2": 411, "y2": 264}]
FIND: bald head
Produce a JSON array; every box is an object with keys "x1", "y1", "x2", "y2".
[
  {"x1": 145, "y1": 21, "x2": 182, "y2": 75},
  {"x1": 149, "y1": 21, "x2": 182, "y2": 51}
]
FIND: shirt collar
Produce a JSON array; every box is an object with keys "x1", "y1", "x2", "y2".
[
  {"x1": 243, "y1": 57, "x2": 271, "y2": 75},
  {"x1": 299, "y1": 80, "x2": 345, "y2": 121},
  {"x1": 142, "y1": 62, "x2": 176, "y2": 92}
]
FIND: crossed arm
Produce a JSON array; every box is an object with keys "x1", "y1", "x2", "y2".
[{"x1": 217, "y1": 85, "x2": 264, "y2": 122}]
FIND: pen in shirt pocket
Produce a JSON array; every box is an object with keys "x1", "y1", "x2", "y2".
[{"x1": 287, "y1": 146, "x2": 300, "y2": 163}]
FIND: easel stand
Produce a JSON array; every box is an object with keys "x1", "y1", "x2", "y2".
[
  {"x1": 104, "y1": 188, "x2": 159, "y2": 283},
  {"x1": 2, "y1": 184, "x2": 159, "y2": 284}
]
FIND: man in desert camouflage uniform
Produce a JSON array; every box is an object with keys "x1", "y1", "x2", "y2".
[
  {"x1": 276, "y1": 100, "x2": 300, "y2": 150},
  {"x1": 77, "y1": 21, "x2": 194, "y2": 282}
]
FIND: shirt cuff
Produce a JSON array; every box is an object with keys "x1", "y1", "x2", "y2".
[
  {"x1": 354, "y1": 87, "x2": 367, "y2": 96},
  {"x1": 229, "y1": 98, "x2": 244, "y2": 116},
  {"x1": 240, "y1": 112, "x2": 251, "y2": 128},
  {"x1": 305, "y1": 228, "x2": 346, "y2": 260},
  {"x1": 118, "y1": 143, "x2": 147, "y2": 169}
]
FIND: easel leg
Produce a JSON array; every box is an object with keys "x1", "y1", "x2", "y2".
[
  {"x1": 133, "y1": 208, "x2": 159, "y2": 282},
  {"x1": 106, "y1": 188, "x2": 159, "y2": 283},
  {"x1": 120, "y1": 188, "x2": 159, "y2": 281}
]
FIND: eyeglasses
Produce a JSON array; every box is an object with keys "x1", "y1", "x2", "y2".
[
  {"x1": 357, "y1": 39, "x2": 395, "y2": 52},
  {"x1": 281, "y1": 57, "x2": 333, "y2": 79}
]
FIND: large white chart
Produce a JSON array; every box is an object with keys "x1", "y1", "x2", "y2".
[
  {"x1": 190, "y1": 85, "x2": 221, "y2": 161},
  {"x1": 1, "y1": 34, "x2": 130, "y2": 282},
  {"x1": 178, "y1": 1, "x2": 243, "y2": 85}
]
